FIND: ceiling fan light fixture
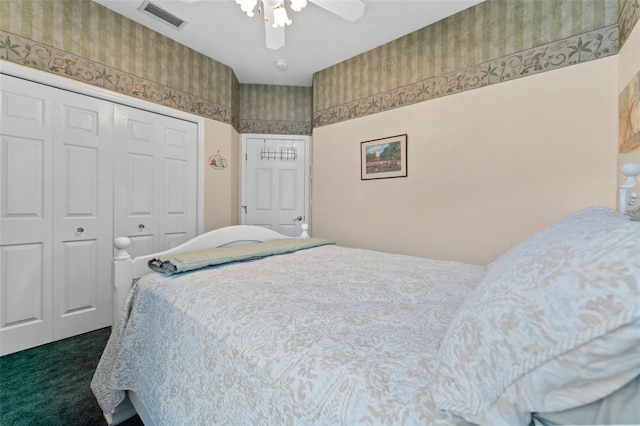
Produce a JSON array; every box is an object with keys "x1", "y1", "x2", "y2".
[
  {"x1": 272, "y1": 3, "x2": 292, "y2": 27},
  {"x1": 236, "y1": 0, "x2": 258, "y2": 17},
  {"x1": 290, "y1": 0, "x2": 307, "y2": 12},
  {"x1": 230, "y1": 0, "x2": 365, "y2": 49}
]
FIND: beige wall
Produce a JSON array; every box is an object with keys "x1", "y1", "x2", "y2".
[
  {"x1": 311, "y1": 56, "x2": 617, "y2": 265},
  {"x1": 203, "y1": 119, "x2": 240, "y2": 231},
  {"x1": 617, "y1": 20, "x2": 640, "y2": 193}
]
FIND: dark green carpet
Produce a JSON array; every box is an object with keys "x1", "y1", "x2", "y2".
[{"x1": 0, "y1": 327, "x2": 143, "y2": 426}]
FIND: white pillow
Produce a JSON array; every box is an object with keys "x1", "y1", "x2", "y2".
[
  {"x1": 533, "y1": 374, "x2": 640, "y2": 425},
  {"x1": 433, "y1": 207, "x2": 640, "y2": 425}
]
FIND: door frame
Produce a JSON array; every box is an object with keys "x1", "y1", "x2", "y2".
[
  {"x1": 0, "y1": 61, "x2": 206, "y2": 234},
  {"x1": 241, "y1": 133, "x2": 311, "y2": 234}
]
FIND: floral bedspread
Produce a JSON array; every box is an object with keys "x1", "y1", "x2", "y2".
[{"x1": 92, "y1": 245, "x2": 485, "y2": 425}]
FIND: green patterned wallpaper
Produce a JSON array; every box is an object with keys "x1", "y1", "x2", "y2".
[
  {"x1": 0, "y1": 0, "x2": 238, "y2": 126},
  {"x1": 620, "y1": 0, "x2": 640, "y2": 46},
  {"x1": 1, "y1": 0, "x2": 638, "y2": 134},
  {"x1": 239, "y1": 84, "x2": 312, "y2": 135},
  {"x1": 313, "y1": 0, "x2": 626, "y2": 127}
]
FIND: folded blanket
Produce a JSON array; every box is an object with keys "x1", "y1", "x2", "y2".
[{"x1": 148, "y1": 238, "x2": 336, "y2": 275}]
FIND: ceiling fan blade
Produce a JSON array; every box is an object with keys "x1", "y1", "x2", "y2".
[
  {"x1": 310, "y1": 0, "x2": 364, "y2": 22},
  {"x1": 265, "y1": 19, "x2": 285, "y2": 49}
]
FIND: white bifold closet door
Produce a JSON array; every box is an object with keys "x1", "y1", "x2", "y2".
[
  {"x1": 113, "y1": 105, "x2": 197, "y2": 259},
  {"x1": 1, "y1": 74, "x2": 198, "y2": 355},
  {"x1": 1, "y1": 75, "x2": 113, "y2": 354}
]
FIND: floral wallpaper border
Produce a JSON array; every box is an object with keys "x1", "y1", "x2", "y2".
[
  {"x1": 619, "y1": 0, "x2": 640, "y2": 47},
  {"x1": 0, "y1": 30, "x2": 234, "y2": 126},
  {"x1": 1, "y1": 0, "x2": 636, "y2": 134},
  {"x1": 313, "y1": 25, "x2": 618, "y2": 128},
  {"x1": 239, "y1": 84, "x2": 313, "y2": 136},
  {"x1": 239, "y1": 119, "x2": 312, "y2": 136}
]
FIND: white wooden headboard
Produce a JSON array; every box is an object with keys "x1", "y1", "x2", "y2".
[{"x1": 112, "y1": 224, "x2": 309, "y2": 323}]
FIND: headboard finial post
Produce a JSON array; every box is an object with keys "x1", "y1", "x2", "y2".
[
  {"x1": 300, "y1": 223, "x2": 310, "y2": 238},
  {"x1": 114, "y1": 237, "x2": 132, "y2": 260},
  {"x1": 619, "y1": 163, "x2": 640, "y2": 213}
]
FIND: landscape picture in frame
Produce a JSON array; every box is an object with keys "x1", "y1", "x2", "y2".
[
  {"x1": 619, "y1": 71, "x2": 640, "y2": 154},
  {"x1": 361, "y1": 134, "x2": 408, "y2": 180}
]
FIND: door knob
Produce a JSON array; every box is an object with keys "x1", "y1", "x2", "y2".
[
  {"x1": 293, "y1": 216, "x2": 302, "y2": 222},
  {"x1": 138, "y1": 224, "x2": 145, "y2": 231},
  {"x1": 76, "y1": 227, "x2": 84, "y2": 233}
]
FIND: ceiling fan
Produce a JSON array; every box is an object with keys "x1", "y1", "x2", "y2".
[
  {"x1": 181, "y1": 0, "x2": 365, "y2": 50},
  {"x1": 260, "y1": 0, "x2": 365, "y2": 50}
]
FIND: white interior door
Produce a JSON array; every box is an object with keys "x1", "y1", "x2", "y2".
[
  {"x1": 114, "y1": 104, "x2": 197, "y2": 258},
  {"x1": 0, "y1": 76, "x2": 54, "y2": 354},
  {"x1": 243, "y1": 136, "x2": 309, "y2": 237},
  {"x1": 51, "y1": 89, "x2": 114, "y2": 341}
]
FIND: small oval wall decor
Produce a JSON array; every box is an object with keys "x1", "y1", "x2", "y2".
[{"x1": 209, "y1": 150, "x2": 228, "y2": 170}]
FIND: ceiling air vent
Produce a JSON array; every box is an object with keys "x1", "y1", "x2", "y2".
[{"x1": 139, "y1": 0, "x2": 187, "y2": 30}]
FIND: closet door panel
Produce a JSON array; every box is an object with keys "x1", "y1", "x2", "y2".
[
  {"x1": 1, "y1": 244, "x2": 45, "y2": 325},
  {"x1": 0, "y1": 84, "x2": 53, "y2": 246},
  {"x1": 114, "y1": 105, "x2": 197, "y2": 256},
  {"x1": 163, "y1": 157, "x2": 189, "y2": 232},
  {"x1": 1, "y1": 136, "x2": 48, "y2": 241},
  {"x1": 128, "y1": 235, "x2": 155, "y2": 260},
  {"x1": 158, "y1": 119, "x2": 197, "y2": 250},
  {"x1": 52, "y1": 92, "x2": 113, "y2": 340},
  {"x1": 129, "y1": 153, "x2": 155, "y2": 215},
  {"x1": 124, "y1": 151, "x2": 157, "y2": 253},
  {"x1": 114, "y1": 108, "x2": 159, "y2": 257},
  {"x1": 60, "y1": 240, "x2": 97, "y2": 311},
  {"x1": 2, "y1": 89, "x2": 44, "y2": 123},
  {"x1": 0, "y1": 76, "x2": 54, "y2": 354},
  {"x1": 164, "y1": 232, "x2": 187, "y2": 248},
  {"x1": 0, "y1": 243, "x2": 51, "y2": 354}
]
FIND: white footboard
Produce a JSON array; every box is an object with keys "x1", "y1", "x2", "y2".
[{"x1": 104, "y1": 391, "x2": 155, "y2": 426}]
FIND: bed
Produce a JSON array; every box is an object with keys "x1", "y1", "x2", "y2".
[{"x1": 92, "y1": 166, "x2": 640, "y2": 426}]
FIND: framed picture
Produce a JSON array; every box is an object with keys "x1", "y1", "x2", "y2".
[
  {"x1": 361, "y1": 134, "x2": 408, "y2": 180},
  {"x1": 618, "y1": 71, "x2": 639, "y2": 154}
]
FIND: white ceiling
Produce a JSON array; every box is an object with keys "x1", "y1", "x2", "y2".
[{"x1": 92, "y1": 0, "x2": 483, "y2": 87}]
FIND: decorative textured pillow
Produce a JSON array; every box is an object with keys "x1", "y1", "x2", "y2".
[
  {"x1": 533, "y1": 374, "x2": 640, "y2": 425},
  {"x1": 433, "y1": 207, "x2": 640, "y2": 425},
  {"x1": 148, "y1": 238, "x2": 335, "y2": 275}
]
